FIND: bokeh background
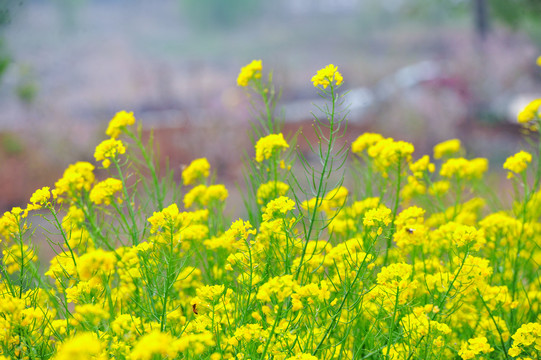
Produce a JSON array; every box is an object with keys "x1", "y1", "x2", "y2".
[{"x1": 1, "y1": 0, "x2": 541, "y2": 213}]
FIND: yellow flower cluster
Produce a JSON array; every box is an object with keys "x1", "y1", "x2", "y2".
[
  {"x1": 182, "y1": 157, "x2": 211, "y2": 185},
  {"x1": 26, "y1": 186, "x2": 51, "y2": 213},
  {"x1": 105, "y1": 110, "x2": 135, "y2": 139},
  {"x1": 257, "y1": 181, "x2": 290, "y2": 205},
  {"x1": 89, "y1": 178, "x2": 123, "y2": 205},
  {"x1": 433, "y1": 138, "x2": 462, "y2": 159},
  {"x1": 52, "y1": 161, "x2": 95, "y2": 202},
  {"x1": 508, "y1": 322, "x2": 541, "y2": 358},
  {"x1": 255, "y1": 133, "x2": 289, "y2": 162},
  {"x1": 2, "y1": 243, "x2": 37, "y2": 274},
  {"x1": 352, "y1": 135, "x2": 415, "y2": 177},
  {"x1": 503, "y1": 150, "x2": 532, "y2": 178},
  {"x1": 458, "y1": 336, "x2": 494, "y2": 359},
  {"x1": 237, "y1": 59, "x2": 262, "y2": 87},
  {"x1": 147, "y1": 203, "x2": 182, "y2": 234},
  {"x1": 53, "y1": 332, "x2": 106, "y2": 360},
  {"x1": 94, "y1": 138, "x2": 126, "y2": 168},
  {"x1": 351, "y1": 132, "x2": 384, "y2": 154},
  {"x1": 311, "y1": 64, "x2": 343, "y2": 88},
  {"x1": 262, "y1": 196, "x2": 295, "y2": 222},
  {"x1": 440, "y1": 157, "x2": 488, "y2": 180},
  {"x1": 363, "y1": 205, "x2": 392, "y2": 235},
  {"x1": 184, "y1": 184, "x2": 228, "y2": 208},
  {"x1": 518, "y1": 98, "x2": 541, "y2": 123},
  {"x1": 409, "y1": 155, "x2": 435, "y2": 178}
]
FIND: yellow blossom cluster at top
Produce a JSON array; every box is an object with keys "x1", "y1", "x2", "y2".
[
  {"x1": 237, "y1": 60, "x2": 262, "y2": 87},
  {"x1": 254, "y1": 133, "x2": 289, "y2": 162},
  {"x1": 440, "y1": 157, "x2": 488, "y2": 180},
  {"x1": 182, "y1": 158, "x2": 211, "y2": 186},
  {"x1": 503, "y1": 150, "x2": 532, "y2": 178},
  {"x1": 106, "y1": 111, "x2": 136, "y2": 139},
  {"x1": 433, "y1": 138, "x2": 462, "y2": 159},
  {"x1": 89, "y1": 178, "x2": 123, "y2": 205},
  {"x1": 311, "y1": 64, "x2": 343, "y2": 89},
  {"x1": 94, "y1": 138, "x2": 126, "y2": 168},
  {"x1": 518, "y1": 98, "x2": 541, "y2": 123}
]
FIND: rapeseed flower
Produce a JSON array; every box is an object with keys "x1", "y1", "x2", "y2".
[
  {"x1": 130, "y1": 331, "x2": 178, "y2": 360},
  {"x1": 351, "y1": 132, "x2": 384, "y2": 154},
  {"x1": 257, "y1": 181, "x2": 290, "y2": 205},
  {"x1": 262, "y1": 196, "x2": 295, "y2": 221},
  {"x1": 105, "y1": 110, "x2": 135, "y2": 138},
  {"x1": 508, "y1": 322, "x2": 541, "y2": 358},
  {"x1": 94, "y1": 138, "x2": 126, "y2": 168},
  {"x1": 433, "y1": 139, "x2": 461, "y2": 159},
  {"x1": 89, "y1": 178, "x2": 123, "y2": 205},
  {"x1": 237, "y1": 59, "x2": 262, "y2": 87},
  {"x1": 440, "y1": 157, "x2": 488, "y2": 180},
  {"x1": 182, "y1": 158, "x2": 210, "y2": 185},
  {"x1": 311, "y1": 64, "x2": 343, "y2": 88},
  {"x1": 148, "y1": 203, "x2": 181, "y2": 233},
  {"x1": 458, "y1": 337, "x2": 494, "y2": 360},
  {"x1": 409, "y1": 155, "x2": 435, "y2": 178},
  {"x1": 518, "y1": 98, "x2": 541, "y2": 123},
  {"x1": 53, "y1": 332, "x2": 106, "y2": 360},
  {"x1": 255, "y1": 133, "x2": 289, "y2": 162},
  {"x1": 503, "y1": 150, "x2": 532, "y2": 178},
  {"x1": 367, "y1": 137, "x2": 414, "y2": 176},
  {"x1": 52, "y1": 161, "x2": 95, "y2": 201},
  {"x1": 27, "y1": 186, "x2": 51, "y2": 211}
]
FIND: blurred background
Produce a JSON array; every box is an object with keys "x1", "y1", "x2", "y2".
[{"x1": 1, "y1": 0, "x2": 541, "y2": 212}]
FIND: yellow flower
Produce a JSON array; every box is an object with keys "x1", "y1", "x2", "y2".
[
  {"x1": 518, "y1": 98, "x2": 541, "y2": 123},
  {"x1": 182, "y1": 158, "x2": 210, "y2": 186},
  {"x1": 458, "y1": 337, "x2": 494, "y2": 360},
  {"x1": 503, "y1": 150, "x2": 532, "y2": 178},
  {"x1": 285, "y1": 354, "x2": 319, "y2": 360},
  {"x1": 26, "y1": 186, "x2": 51, "y2": 213},
  {"x1": 147, "y1": 203, "x2": 181, "y2": 233},
  {"x1": 311, "y1": 64, "x2": 343, "y2": 88},
  {"x1": 409, "y1": 155, "x2": 435, "y2": 178},
  {"x1": 184, "y1": 184, "x2": 207, "y2": 208},
  {"x1": 440, "y1": 157, "x2": 488, "y2": 180},
  {"x1": 183, "y1": 184, "x2": 229, "y2": 208},
  {"x1": 537, "y1": 55, "x2": 541, "y2": 66},
  {"x1": 237, "y1": 59, "x2": 262, "y2": 87},
  {"x1": 0, "y1": 207, "x2": 26, "y2": 242},
  {"x1": 508, "y1": 322, "x2": 541, "y2": 359},
  {"x1": 94, "y1": 138, "x2": 126, "y2": 168},
  {"x1": 367, "y1": 137, "x2": 415, "y2": 176},
  {"x1": 53, "y1": 332, "x2": 106, "y2": 360},
  {"x1": 130, "y1": 331, "x2": 178, "y2": 360},
  {"x1": 77, "y1": 248, "x2": 117, "y2": 281},
  {"x1": 351, "y1": 132, "x2": 384, "y2": 154},
  {"x1": 256, "y1": 274, "x2": 297, "y2": 302},
  {"x1": 433, "y1": 139, "x2": 461, "y2": 159},
  {"x1": 89, "y1": 178, "x2": 123, "y2": 205},
  {"x1": 255, "y1": 133, "x2": 289, "y2": 162},
  {"x1": 262, "y1": 196, "x2": 295, "y2": 222},
  {"x1": 105, "y1": 110, "x2": 135, "y2": 138},
  {"x1": 257, "y1": 181, "x2": 290, "y2": 205},
  {"x1": 3, "y1": 243, "x2": 37, "y2": 274},
  {"x1": 52, "y1": 162, "x2": 95, "y2": 202},
  {"x1": 363, "y1": 205, "x2": 392, "y2": 235},
  {"x1": 71, "y1": 304, "x2": 110, "y2": 327}
]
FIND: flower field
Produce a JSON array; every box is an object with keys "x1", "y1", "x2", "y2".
[{"x1": 1, "y1": 60, "x2": 541, "y2": 359}]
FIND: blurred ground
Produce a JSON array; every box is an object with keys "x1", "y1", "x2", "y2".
[{"x1": 1, "y1": 0, "x2": 541, "y2": 214}]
